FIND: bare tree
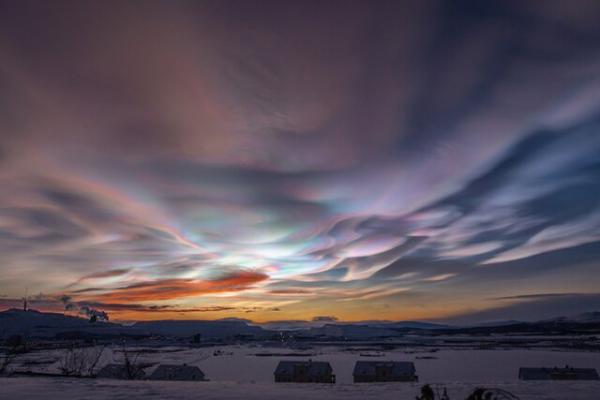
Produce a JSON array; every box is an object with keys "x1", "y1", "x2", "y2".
[{"x1": 58, "y1": 343, "x2": 106, "y2": 377}]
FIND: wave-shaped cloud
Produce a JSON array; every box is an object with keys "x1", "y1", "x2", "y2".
[{"x1": 1, "y1": 0, "x2": 600, "y2": 321}]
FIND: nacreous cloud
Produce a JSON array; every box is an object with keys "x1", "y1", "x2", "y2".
[{"x1": 1, "y1": 0, "x2": 600, "y2": 321}]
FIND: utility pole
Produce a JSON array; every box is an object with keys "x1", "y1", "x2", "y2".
[{"x1": 23, "y1": 288, "x2": 28, "y2": 311}]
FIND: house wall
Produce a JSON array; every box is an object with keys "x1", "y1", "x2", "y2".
[{"x1": 274, "y1": 373, "x2": 335, "y2": 383}]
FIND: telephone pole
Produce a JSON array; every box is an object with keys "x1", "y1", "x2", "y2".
[{"x1": 23, "y1": 288, "x2": 28, "y2": 311}]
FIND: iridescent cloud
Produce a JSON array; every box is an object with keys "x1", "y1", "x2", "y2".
[{"x1": 1, "y1": 0, "x2": 600, "y2": 322}]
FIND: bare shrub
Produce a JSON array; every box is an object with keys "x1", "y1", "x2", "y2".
[
  {"x1": 0, "y1": 331, "x2": 24, "y2": 375},
  {"x1": 416, "y1": 384, "x2": 435, "y2": 400},
  {"x1": 58, "y1": 343, "x2": 106, "y2": 377},
  {"x1": 120, "y1": 346, "x2": 145, "y2": 380},
  {"x1": 0, "y1": 350, "x2": 16, "y2": 375}
]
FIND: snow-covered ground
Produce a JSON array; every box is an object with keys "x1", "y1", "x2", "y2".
[
  {"x1": 5, "y1": 345, "x2": 600, "y2": 399},
  {"x1": 2, "y1": 377, "x2": 600, "y2": 400},
  {"x1": 195, "y1": 346, "x2": 600, "y2": 383},
  {"x1": 16, "y1": 345, "x2": 600, "y2": 383}
]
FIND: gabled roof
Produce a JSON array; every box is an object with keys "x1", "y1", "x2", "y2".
[
  {"x1": 274, "y1": 360, "x2": 332, "y2": 377},
  {"x1": 519, "y1": 367, "x2": 599, "y2": 380},
  {"x1": 353, "y1": 361, "x2": 416, "y2": 376},
  {"x1": 149, "y1": 364, "x2": 205, "y2": 380}
]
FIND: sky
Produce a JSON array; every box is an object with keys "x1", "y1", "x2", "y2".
[{"x1": 0, "y1": 0, "x2": 600, "y2": 324}]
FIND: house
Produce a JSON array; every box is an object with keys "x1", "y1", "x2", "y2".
[
  {"x1": 519, "y1": 366, "x2": 599, "y2": 381},
  {"x1": 274, "y1": 360, "x2": 335, "y2": 383},
  {"x1": 96, "y1": 363, "x2": 145, "y2": 380},
  {"x1": 353, "y1": 361, "x2": 418, "y2": 382},
  {"x1": 149, "y1": 364, "x2": 206, "y2": 381}
]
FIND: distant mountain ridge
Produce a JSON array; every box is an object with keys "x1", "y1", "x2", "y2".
[
  {"x1": 133, "y1": 319, "x2": 268, "y2": 338},
  {"x1": 3, "y1": 309, "x2": 600, "y2": 339},
  {"x1": 303, "y1": 323, "x2": 399, "y2": 339},
  {"x1": 566, "y1": 311, "x2": 600, "y2": 323},
  {"x1": 0, "y1": 308, "x2": 127, "y2": 339},
  {"x1": 0, "y1": 309, "x2": 270, "y2": 339},
  {"x1": 0, "y1": 309, "x2": 451, "y2": 340},
  {"x1": 257, "y1": 319, "x2": 450, "y2": 331},
  {"x1": 365, "y1": 321, "x2": 451, "y2": 330}
]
